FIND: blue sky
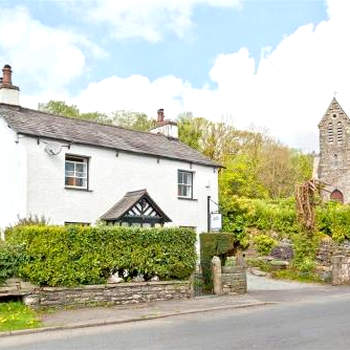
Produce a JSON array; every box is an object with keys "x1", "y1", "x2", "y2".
[
  {"x1": 1, "y1": 0, "x2": 348, "y2": 151},
  {"x1": 7, "y1": 0, "x2": 327, "y2": 90}
]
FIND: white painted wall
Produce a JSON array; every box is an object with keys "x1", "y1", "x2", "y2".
[
  {"x1": 20, "y1": 135, "x2": 218, "y2": 234},
  {"x1": 150, "y1": 123, "x2": 178, "y2": 138},
  {"x1": 0, "y1": 88, "x2": 19, "y2": 105},
  {"x1": 0, "y1": 117, "x2": 27, "y2": 236}
]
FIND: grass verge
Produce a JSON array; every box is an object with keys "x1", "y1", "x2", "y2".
[
  {"x1": 271, "y1": 269, "x2": 323, "y2": 283},
  {"x1": 0, "y1": 302, "x2": 41, "y2": 332}
]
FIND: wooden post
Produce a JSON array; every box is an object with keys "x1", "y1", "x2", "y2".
[{"x1": 211, "y1": 256, "x2": 222, "y2": 295}]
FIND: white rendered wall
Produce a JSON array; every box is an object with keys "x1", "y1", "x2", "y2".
[
  {"x1": 150, "y1": 124, "x2": 178, "y2": 138},
  {"x1": 0, "y1": 88, "x2": 19, "y2": 105},
  {"x1": 22, "y1": 135, "x2": 218, "y2": 234},
  {"x1": 0, "y1": 118, "x2": 27, "y2": 235}
]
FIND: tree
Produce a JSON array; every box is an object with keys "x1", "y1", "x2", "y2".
[
  {"x1": 38, "y1": 101, "x2": 80, "y2": 118},
  {"x1": 112, "y1": 110, "x2": 156, "y2": 131},
  {"x1": 38, "y1": 100, "x2": 112, "y2": 124}
]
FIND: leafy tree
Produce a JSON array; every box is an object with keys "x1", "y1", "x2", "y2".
[
  {"x1": 38, "y1": 100, "x2": 112, "y2": 124},
  {"x1": 38, "y1": 101, "x2": 80, "y2": 118},
  {"x1": 112, "y1": 110, "x2": 156, "y2": 131}
]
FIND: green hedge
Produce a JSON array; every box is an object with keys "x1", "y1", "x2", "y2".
[
  {"x1": 7, "y1": 225, "x2": 196, "y2": 287},
  {"x1": 200, "y1": 233, "x2": 237, "y2": 290},
  {"x1": 0, "y1": 241, "x2": 27, "y2": 284}
]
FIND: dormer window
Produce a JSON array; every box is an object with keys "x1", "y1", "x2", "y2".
[{"x1": 328, "y1": 122, "x2": 334, "y2": 143}]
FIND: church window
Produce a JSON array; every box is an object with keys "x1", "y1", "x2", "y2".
[
  {"x1": 333, "y1": 114, "x2": 337, "y2": 118},
  {"x1": 337, "y1": 121, "x2": 343, "y2": 142},
  {"x1": 328, "y1": 122, "x2": 334, "y2": 143}
]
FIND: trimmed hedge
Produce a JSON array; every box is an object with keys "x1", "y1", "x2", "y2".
[
  {"x1": 0, "y1": 241, "x2": 27, "y2": 284},
  {"x1": 6, "y1": 225, "x2": 196, "y2": 287},
  {"x1": 200, "y1": 233, "x2": 238, "y2": 290}
]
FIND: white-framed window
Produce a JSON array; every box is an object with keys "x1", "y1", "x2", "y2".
[
  {"x1": 178, "y1": 170, "x2": 193, "y2": 198},
  {"x1": 65, "y1": 155, "x2": 88, "y2": 189}
]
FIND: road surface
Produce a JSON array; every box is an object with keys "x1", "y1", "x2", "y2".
[{"x1": 2, "y1": 288, "x2": 350, "y2": 350}]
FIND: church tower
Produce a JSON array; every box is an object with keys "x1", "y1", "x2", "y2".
[{"x1": 318, "y1": 97, "x2": 350, "y2": 203}]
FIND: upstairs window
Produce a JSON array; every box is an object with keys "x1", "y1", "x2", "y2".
[
  {"x1": 328, "y1": 122, "x2": 334, "y2": 143},
  {"x1": 337, "y1": 121, "x2": 343, "y2": 143},
  {"x1": 65, "y1": 155, "x2": 88, "y2": 189},
  {"x1": 178, "y1": 170, "x2": 193, "y2": 198}
]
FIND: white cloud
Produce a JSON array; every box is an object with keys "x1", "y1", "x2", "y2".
[
  {"x1": 0, "y1": 6, "x2": 104, "y2": 93},
  {"x1": 14, "y1": 0, "x2": 350, "y2": 152},
  {"x1": 82, "y1": 0, "x2": 242, "y2": 42},
  {"x1": 63, "y1": 0, "x2": 350, "y2": 152}
]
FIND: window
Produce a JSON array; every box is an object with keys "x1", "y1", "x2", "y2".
[
  {"x1": 327, "y1": 122, "x2": 334, "y2": 143},
  {"x1": 337, "y1": 121, "x2": 343, "y2": 142},
  {"x1": 178, "y1": 170, "x2": 193, "y2": 198},
  {"x1": 65, "y1": 155, "x2": 88, "y2": 189}
]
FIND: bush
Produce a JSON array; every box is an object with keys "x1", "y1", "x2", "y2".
[
  {"x1": 317, "y1": 202, "x2": 350, "y2": 242},
  {"x1": 220, "y1": 196, "x2": 299, "y2": 243},
  {"x1": 0, "y1": 242, "x2": 27, "y2": 284},
  {"x1": 7, "y1": 226, "x2": 196, "y2": 287},
  {"x1": 292, "y1": 232, "x2": 320, "y2": 274},
  {"x1": 253, "y1": 234, "x2": 277, "y2": 256}
]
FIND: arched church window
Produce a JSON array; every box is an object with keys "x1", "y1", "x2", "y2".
[
  {"x1": 337, "y1": 121, "x2": 343, "y2": 142},
  {"x1": 328, "y1": 122, "x2": 334, "y2": 143}
]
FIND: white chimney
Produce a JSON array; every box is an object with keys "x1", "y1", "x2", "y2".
[
  {"x1": 0, "y1": 65, "x2": 20, "y2": 105},
  {"x1": 149, "y1": 108, "x2": 178, "y2": 139}
]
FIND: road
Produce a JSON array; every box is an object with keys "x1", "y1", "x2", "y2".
[{"x1": 2, "y1": 288, "x2": 350, "y2": 350}]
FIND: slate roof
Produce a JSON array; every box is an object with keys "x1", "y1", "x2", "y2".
[
  {"x1": 101, "y1": 189, "x2": 171, "y2": 222},
  {"x1": 0, "y1": 103, "x2": 220, "y2": 167}
]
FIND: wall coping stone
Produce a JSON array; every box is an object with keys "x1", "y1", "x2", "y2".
[{"x1": 35, "y1": 280, "x2": 189, "y2": 293}]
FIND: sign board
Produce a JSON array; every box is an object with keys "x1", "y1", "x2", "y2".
[{"x1": 210, "y1": 213, "x2": 222, "y2": 231}]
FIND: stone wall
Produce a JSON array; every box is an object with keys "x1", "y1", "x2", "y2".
[
  {"x1": 315, "y1": 238, "x2": 336, "y2": 281},
  {"x1": 331, "y1": 255, "x2": 350, "y2": 285},
  {"x1": 221, "y1": 266, "x2": 247, "y2": 295},
  {"x1": 23, "y1": 281, "x2": 192, "y2": 308}
]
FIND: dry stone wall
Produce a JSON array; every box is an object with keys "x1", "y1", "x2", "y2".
[
  {"x1": 23, "y1": 281, "x2": 192, "y2": 308},
  {"x1": 221, "y1": 266, "x2": 247, "y2": 294}
]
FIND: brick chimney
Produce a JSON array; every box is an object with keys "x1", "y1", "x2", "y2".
[
  {"x1": 150, "y1": 108, "x2": 178, "y2": 139},
  {"x1": 0, "y1": 64, "x2": 20, "y2": 105},
  {"x1": 157, "y1": 108, "x2": 165, "y2": 123}
]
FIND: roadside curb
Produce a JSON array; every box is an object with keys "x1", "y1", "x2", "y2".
[{"x1": 0, "y1": 301, "x2": 274, "y2": 338}]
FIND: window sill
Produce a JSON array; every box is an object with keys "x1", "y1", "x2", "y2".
[
  {"x1": 177, "y1": 197, "x2": 198, "y2": 201},
  {"x1": 65, "y1": 186, "x2": 93, "y2": 192}
]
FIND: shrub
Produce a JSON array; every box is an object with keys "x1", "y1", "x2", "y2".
[
  {"x1": 0, "y1": 242, "x2": 27, "y2": 284},
  {"x1": 7, "y1": 226, "x2": 196, "y2": 287},
  {"x1": 253, "y1": 234, "x2": 277, "y2": 256},
  {"x1": 292, "y1": 232, "x2": 321, "y2": 274},
  {"x1": 317, "y1": 202, "x2": 350, "y2": 242}
]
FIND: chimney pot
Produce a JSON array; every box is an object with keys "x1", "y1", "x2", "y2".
[
  {"x1": 2, "y1": 64, "x2": 12, "y2": 85},
  {"x1": 157, "y1": 108, "x2": 164, "y2": 123}
]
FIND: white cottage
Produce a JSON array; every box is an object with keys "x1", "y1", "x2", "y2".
[{"x1": 0, "y1": 65, "x2": 220, "y2": 234}]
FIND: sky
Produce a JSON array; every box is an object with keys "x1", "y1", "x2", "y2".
[{"x1": 1, "y1": 0, "x2": 349, "y2": 152}]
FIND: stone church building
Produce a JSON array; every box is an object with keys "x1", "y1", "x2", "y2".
[{"x1": 316, "y1": 97, "x2": 350, "y2": 203}]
